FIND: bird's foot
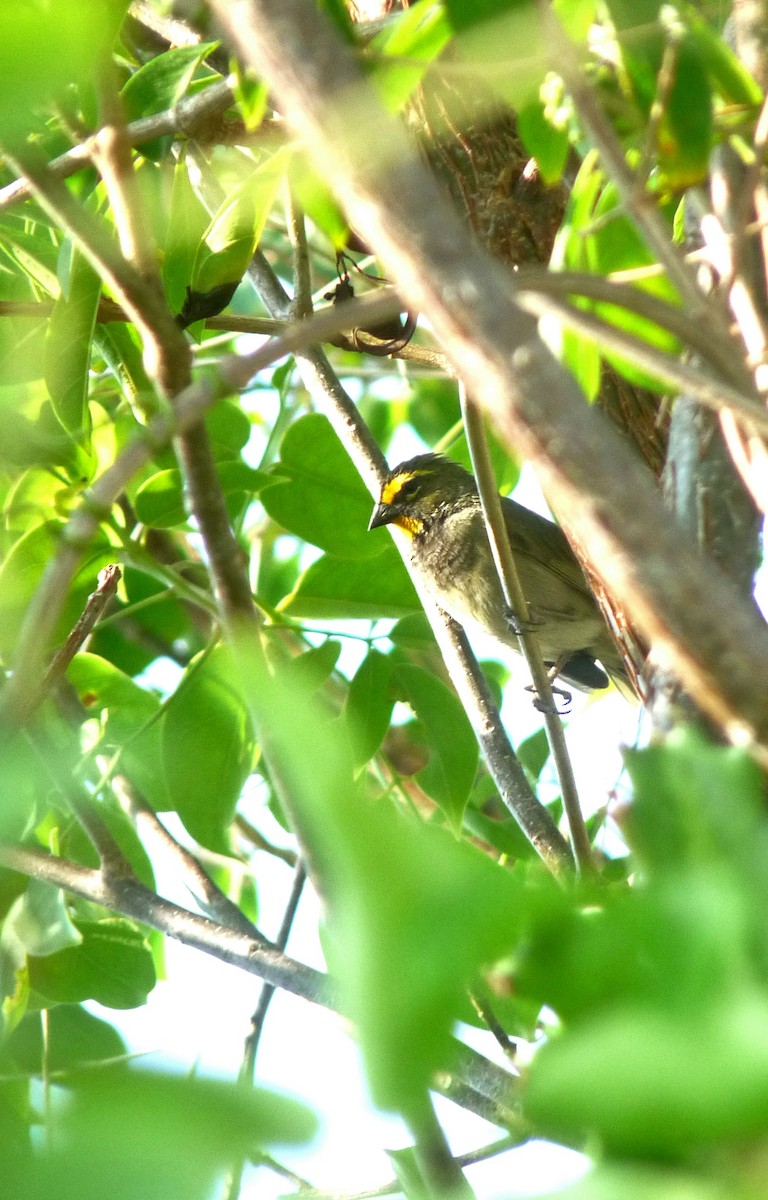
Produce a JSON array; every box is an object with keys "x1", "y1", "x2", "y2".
[
  {"x1": 503, "y1": 605, "x2": 542, "y2": 638},
  {"x1": 526, "y1": 682, "x2": 573, "y2": 715}
]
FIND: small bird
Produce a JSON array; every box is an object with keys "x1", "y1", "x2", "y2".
[{"x1": 369, "y1": 453, "x2": 629, "y2": 693}]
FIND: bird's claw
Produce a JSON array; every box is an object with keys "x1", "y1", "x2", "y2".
[
  {"x1": 503, "y1": 606, "x2": 542, "y2": 638},
  {"x1": 526, "y1": 683, "x2": 572, "y2": 715}
]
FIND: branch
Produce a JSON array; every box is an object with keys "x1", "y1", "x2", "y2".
[
  {"x1": 22, "y1": 564, "x2": 121, "y2": 720},
  {"x1": 0, "y1": 841, "x2": 522, "y2": 1126},
  {"x1": 0, "y1": 79, "x2": 237, "y2": 213},
  {"x1": 0, "y1": 843, "x2": 332, "y2": 1008},
  {"x1": 113, "y1": 774, "x2": 271, "y2": 942},
  {"x1": 206, "y1": 0, "x2": 768, "y2": 759},
  {"x1": 461, "y1": 392, "x2": 593, "y2": 875}
]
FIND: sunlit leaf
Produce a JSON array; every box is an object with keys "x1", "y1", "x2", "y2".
[
  {"x1": 44, "y1": 245, "x2": 101, "y2": 435},
  {"x1": 160, "y1": 644, "x2": 255, "y2": 850},
  {"x1": 283, "y1": 546, "x2": 419, "y2": 620},
  {"x1": 122, "y1": 43, "x2": 220, "y2": 122},
  {"x1": 262, "y1": 412, "x2": 380, "y2": 559},
  {"x1": 344, "y1": 648, "x2": 394, "y2": 772}
]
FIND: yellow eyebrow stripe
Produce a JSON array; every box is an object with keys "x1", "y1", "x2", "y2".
[
  {"x1": 380, "y1": 473, "x2": 412, "y2": 505},
  {"x1": 380, "y1": 468, "x2": 430, "y2": 505}
]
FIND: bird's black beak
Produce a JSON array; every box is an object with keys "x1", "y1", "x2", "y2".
[{"x1": 368, "y1": 500, "x2": 396, "y2": 530}]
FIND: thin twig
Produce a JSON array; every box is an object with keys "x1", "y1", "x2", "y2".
[
  {"x1": 468, "y1": 991, "x2": 517, "y2": 1064},
  {"x1": 234, "y1": 814, "x2": 299, "y2": 866},
  {"x1": 113, "y1": 775, "x2": 272, "y2": 942},
  {"x1": 269, "y1": 1134, "x2": 522, "y2": 1200},
  {"x1": 225, "y1": 861, "x2": 307, "y2": 1200},
  {"x1": 244, "y1": 861, "x2": 306, "y2": 1067},
  {"x1": 461, "y1": 394, "x2": 593, "y2": 875},
  {"x1": 0, "y1": 78, "x2": 237, "y2": 213},
  {"x1": 27, "y1": 563, "x2": 121, "y2": 718}
]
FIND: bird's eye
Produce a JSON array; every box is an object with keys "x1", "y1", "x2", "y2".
[{"x1": 398, "y1": 476, "x2": 421, "y2": 500}]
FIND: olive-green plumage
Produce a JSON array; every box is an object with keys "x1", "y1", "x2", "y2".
[{"x1": 369, "y1": 453, "x2": 628, "y2": 693}]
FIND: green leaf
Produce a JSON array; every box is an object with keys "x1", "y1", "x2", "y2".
[
  {"x1": 533, "y1": 1163, "x2": 730, "y2": 1200},
  {"x1": 344, "y1": 649, "x2": 395, "y2": 772},
  {"x1": 262, "y1": 413, "x2": 381, "y2": 559},
  {"x1": 525, "y1": 992, "x2": 768, "y2": 1154},
  {"x1": 163, "y1": 154, "x2": 213, "y2": 312},
  {"x1": 0, "y1": 1, "x2": 128, "y2": 146},
  {"x1": 283, "y1": 546, "x2": 420, "y2": 620},
  {"x1": 28, "y1": 919, "x2": 156, "y2": 1010},
  {"x1": 205, "y1": 397, "x2": 252, "y2": 454},
  {"x1": 135, "y1": 462, "x2": 267, "y2": 528},
  {"x1": 443, "y1": 0, "x2": 533, "y2": 34},
  {"x1": 389, "y1": 613, "x2": 437, "y2": 651},
  {"x1": 552, "y1": 0, "x2": 597, "y2": 42},
  {"x1": 290, "y1": 160, "x2": 349, "y2": 249},
  {"x1": 655, "y1": 34, "x2": 713, "y2": 190},
  {"x1": 444, "y1": 0, "x2": 546, "y2": 109},
  {"x1": 233, "y1": 72, "x2": 269, "y2": 131},
  {"x1": 393, "y1": 664, "x2": 478, "y2": 828},
  {"x1": 517, "y1": 97, "x2": 570, "y2": 184},
  {"x1": 551, "y1": 155, "x2": 681, "y2": 391},
  {"x1": 517, "y1": 725, "x2": 549, "y2": 782},
  {"x1": 66, "y1": 654, "x2": 168, "y2": 812},
  {"x1": 190, "y1": 154, "x2": 286, "y2": 296},
  {"x1": 44, "y1": 245, "x2": 101, "y2": 434},
  {"x1": 4, "y1": 881, "x2": 82, "y2": 958},
  {"x1": 462, "y1": 806, "x2": 535, "y2": 859},
  {"x1": 371, "y1": 1, "x2": 452, "y2": 113},
  {"x1": 134, "y1": 468, "x2": 188, "y2": 529},
  {"x1": 0, "y1": 1067, "x2": 316, "y2": 1200},
  {"x1": 625, "y1": 728, "x2": 767, "y2": 880},
  {"x1": 688, "y1": 11, "x2": 763, "y2": 107},
  {"x1": 0, "y1": 319, "x2": 49, "y2": 386},
  {"x1": 281, "y1": 639, "x2": 342, "y2": 692},
  {"x1": 4, "y1": 1004, "x2": 127, "y2": 1075},
  {"x1": 0, "y1": 524, "x2": 113, "y2": 659},
  {"x1": 0, "y1": 731, "x2": 48, "y2": 843},
  {"x1": 122, "y1": 43, "x2": 220, "y2": 122},
  {"x1": 160, "y1": 645, "x2": 255, "y2": 850},
  {"x1": 387, "y1": 1146, "x2": 430, "y2": 1200}
]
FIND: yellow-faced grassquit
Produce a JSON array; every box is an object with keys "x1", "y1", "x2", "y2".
[{"x1": 369, "y1": 453, "x2": 629, "y2": 693}]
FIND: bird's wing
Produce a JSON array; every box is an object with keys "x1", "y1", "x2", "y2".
[{"x1": 501, "y1": 495, "x2": 595, "y2": 600}]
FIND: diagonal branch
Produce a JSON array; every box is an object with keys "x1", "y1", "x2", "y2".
[{"x1": 0, "y1": 843, "x2": 332, "y2": 1008}]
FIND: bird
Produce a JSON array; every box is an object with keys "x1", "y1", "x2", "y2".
[{"x1": 369, "y1": 452, "x2": 631, "y2": 694}]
